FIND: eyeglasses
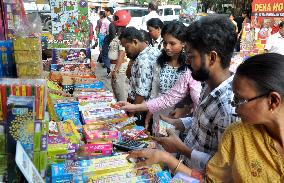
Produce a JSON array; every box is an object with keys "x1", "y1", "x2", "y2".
[{"x1": 231, "y1": 93, "x2": 269, "y2": 107}]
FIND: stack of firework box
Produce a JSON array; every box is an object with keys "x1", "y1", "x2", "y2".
[
  {"x1": 0, "y1": 79, "x2": 48, "y2": 182},
  {"x1": 46, "y1": 80, "x2": 155, "y2": 182},
  {"x1": 13, "y1": 37, "x2": 43, "y2": 78},
  {"x1": 50, "y1": 154, "x2": 169, "y2": 183}
]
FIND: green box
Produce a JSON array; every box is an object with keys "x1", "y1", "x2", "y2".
[
  {"x1": 40, "y1": 151, "x2": 48, "y2": 177},
  {"x1": 33, "y1": 122, "x2": 42, "y2": 152},
  {"x1": 0, "y1": 124, "x2": 6, "y2": 154},
  {"x1": 33, "y1": 151, "x2": 40, "y2": 170},
  {"x1": 0, "y1": 154, "x2": 7, "y2": 175}
]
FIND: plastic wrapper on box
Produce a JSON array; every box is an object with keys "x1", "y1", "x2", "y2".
[
  {"x1": 56, "y1": 120, "x2": 81, "y2": 144},
  {"x1": 0, "y1": 123, "x2": 6, "y2": 155},
  {"x1": 48, "y1": 136, "x2": 79, "y2": 163},
  {"x1": 51, "y1": 154, "x2": 134, "y2": 182},
  {"x1": 79, "y1": 140, "x2": 113, "y2": 157},
  {"x1": 122, "y1": 126, "x2": 149, "y2": 141},
  {"x1": 14, "y1": 51, "x2": 42, "y2": 63},
  {"x1": 54, "y1": 102, "x2": 81, "y2": 127},
  {"x1": 16, "y1": 62, "x2": 43, "y2": 78},
  {"x1": 158, "y1": 120, "x2": 175, "y2": 136},
  {"x1": 0, "y1": 41, "x2": 17, "y2": 77},
  {"x1": 2, "y1": 0, "x2": 27, "y2": 40},
  {"x1": 0, "y1": 78, "x2": 47, "y2": 121},
  {"x1": 13, "y1": 37, "x2": 41, "y2": 51},
  {"x1": 13, "y1": 37, "x2": 43, "y2": 78},
  {"x1": 83, "y1": 124, "x2": 119, "y2": 142},
  {"x1": 6, "y1": 96, "x2": 35, "y2": 156}
]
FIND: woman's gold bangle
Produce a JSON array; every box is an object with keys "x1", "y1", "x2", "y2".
[{"x1": 173, "y1": 159, "x2": 183, "y2": 174}]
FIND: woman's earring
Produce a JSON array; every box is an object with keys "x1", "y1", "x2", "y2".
[{"x1": 182, "y1": 46, "x2": 185, "y2": 54}]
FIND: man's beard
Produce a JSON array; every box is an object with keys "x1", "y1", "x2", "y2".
[
  {"x1": 127, "y1": 53, "x2": 139, "y2": 60},
  {"x1": 188, "y1": 55, "x2": 210, "y2": 82}
]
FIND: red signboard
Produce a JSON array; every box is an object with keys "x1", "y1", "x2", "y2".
[{"x1": 252, "y1": 0, "x2": 284, "y2": 17}]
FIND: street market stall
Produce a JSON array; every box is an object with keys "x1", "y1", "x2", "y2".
[
  {"x1": 0, "y1": 0, "x2": 200, "y2": 182},
  {"x1": 240, "y1": 0, "x2": 284, "y2": 58}
]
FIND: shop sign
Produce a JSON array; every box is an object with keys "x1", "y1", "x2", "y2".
[{"x1": 252, "y1": 0, "x2": 284, "y2": 16}]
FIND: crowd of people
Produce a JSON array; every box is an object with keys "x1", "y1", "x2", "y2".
[{"x1": 90, "y1": 2, "x2": 284, "y2": 182}]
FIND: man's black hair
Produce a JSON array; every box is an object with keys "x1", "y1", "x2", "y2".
[
  {"x1": 119, "y1": 27, "x2": 144, "y2": 42},
  {"x1": 105, "y1": 7, "x2": 114, "y2": 15},
  {"x1": 186, "y1": 15, "x2": 237, "y2": 69},
  {"x1": 148, "y1": 2, "x2": 158, "y2": 11},
  {"x1": 140, "y1": 30, "x2": 152, "y2": 45},
  {"x1": 147, "y1": 18, "x2": 164, "y2": 29},
  {"x1": 236, "y1": 53, "x2": 284, "y2": 96}
]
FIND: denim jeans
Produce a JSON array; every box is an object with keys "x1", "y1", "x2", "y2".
[
  {"x1": 102, "y1": 40, "x2": 111, "y2": 70},
  {"x1": 97, "y1": 33, "x2": 105, "y2": 49}
]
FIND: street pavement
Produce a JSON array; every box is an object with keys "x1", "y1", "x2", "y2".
[{"x1": 91, "y1": 48, "x2": 112, "y2": 92}]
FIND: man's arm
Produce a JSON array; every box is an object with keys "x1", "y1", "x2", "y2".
[{"x1": 154, "y1": 129, "x2": 211, "y2": 171}]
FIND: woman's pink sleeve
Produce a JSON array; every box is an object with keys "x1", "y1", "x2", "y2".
[{"x1": 146, "y1": 70, "x2": 201, "y2": 113}]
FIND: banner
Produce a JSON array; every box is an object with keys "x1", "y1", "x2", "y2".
[
  {"x1": 252, "y1": 0, "x2": 284, "y2": 17},
  {"x1": 48, "y1": 0, "x2": 90, "y2": 48}
]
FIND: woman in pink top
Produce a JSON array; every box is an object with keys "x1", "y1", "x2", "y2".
[
  {"x1": 97, "y1": 11, "x2": 110, "y2": 49},
  {"x1": 119, "y1": 68, "x2": 201, "y2": 114}
]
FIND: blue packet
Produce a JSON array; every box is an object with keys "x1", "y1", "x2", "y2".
[{"x1": 54, "y1": 102, "x2": 81, "y2": 126}]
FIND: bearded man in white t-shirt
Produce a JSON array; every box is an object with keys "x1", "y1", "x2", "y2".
[
  {"x1": 141, "y1": 2, "x2": 160, "y2": 31},
  {"x1": 265, "y1": 21, "x2": 284, "y2": 55}
]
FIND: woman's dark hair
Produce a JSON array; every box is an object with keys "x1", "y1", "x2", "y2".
[
  {"x1": 186, "y1": 15, "x2": 237, "y2": 69},
  {"x1": 147, "y1": 18, "x2": 164, "y2": 30},
  {"x1": 104, "y1": 7, "x2": 114, "y2": 15},
  {"x1": 236, "y1": 53, "x2": 284, "y2": 96},
  {"x1": 157, "y1": 21, "x2": 187, "y2": 72},
  {"x1": 99, "y1": 11, "x2": 106, "y2": 18}
]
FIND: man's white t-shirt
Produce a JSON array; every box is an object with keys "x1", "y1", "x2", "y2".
[
  {"x1": 265, "y1": 32, "x2": 284, "y2": 55},
  {"x1": 141, "y1": 11, "x2": 160, "y2": 31}
]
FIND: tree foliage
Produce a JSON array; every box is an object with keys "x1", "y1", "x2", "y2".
[{"x1": 201, "y1": 0, "x2": 233, "y2": 12}]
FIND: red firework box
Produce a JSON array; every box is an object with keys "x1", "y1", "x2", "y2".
[
  {"x1": 80, "y1": 141, "x2": 113, "y2": 156},
  {"x1": 83, "y1": 124, "x2": 119, "y2": 142}
]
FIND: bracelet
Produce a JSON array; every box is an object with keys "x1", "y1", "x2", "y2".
[{"x1": 173, "y1": 159, "x2": 183, "y2": 174}]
